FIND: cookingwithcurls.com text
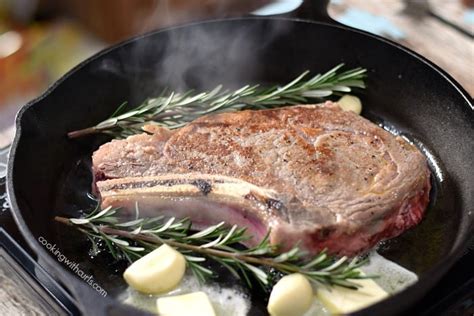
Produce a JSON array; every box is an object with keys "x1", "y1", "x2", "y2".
[{"x1": 38, "y1": 236, "x2": 107, "y2": 297}]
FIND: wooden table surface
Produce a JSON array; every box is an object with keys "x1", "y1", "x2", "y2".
[{"x1": 0, "y1": 0, "x2": 473, "y2": 148}]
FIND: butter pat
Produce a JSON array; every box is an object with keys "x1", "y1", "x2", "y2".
[
  {"x1": 156, "y1": 292, "x2": 216, "y2": 316},
  {"x1": 338, "y1": 95, "x2": 362, "y2": 114},
  {"x1": 267, "y1": 273, "x2": 313, "y2": 316},
  {"x1": 123, "y1": 244, "x2": 185, "y2": 294},
  {"x1": 316, "y1": 278, "x2": 389, "y2": 314}
]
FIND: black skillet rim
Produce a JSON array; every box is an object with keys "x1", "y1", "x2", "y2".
[{"x1": 6, "y1": 16, "x2": 474, "y2": 314}]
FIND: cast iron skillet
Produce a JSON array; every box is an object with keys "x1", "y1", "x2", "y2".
[{"x1": 6, "y1": 1, "x2": 474, "y2": 315}]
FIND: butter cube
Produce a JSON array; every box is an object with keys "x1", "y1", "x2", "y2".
[
  {"x1": 267, "y1": 273, "x2": 313, "y2": 316},
  {"x1": 123, "y1": 244, "x2": 186, "y2": 294},
  {"x1": 316, "y1": 278, "x2": 388, "y2": 314},
  {"x1": 338, "y1": 95, "x2": 362, "y2": 114},
  {"x1": 156, "y1": 292, "x2": 216, "y2": 316}
]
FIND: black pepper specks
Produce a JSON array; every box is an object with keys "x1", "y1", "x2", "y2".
[
  {"x1": 192, "y1": 179, "x2": 212, "y2": 195},
  {"x1": 266, "y1": 198, "x2": 283, "y2": 210}
]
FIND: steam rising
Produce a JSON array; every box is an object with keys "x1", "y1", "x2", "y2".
[{"x1": 96, "y1": 10, "x2": 295, "y2": 107}]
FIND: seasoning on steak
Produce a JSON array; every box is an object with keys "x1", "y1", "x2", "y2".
[{"x1": 92, "y1": 101, "x2": 431, "y2": 256}]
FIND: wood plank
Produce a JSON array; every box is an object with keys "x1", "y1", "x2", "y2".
[
  {"x1": 0, "y1": 125, "x2": 14, "y2": 149},
  {"x1": 329, "y1": 0, "x2": 474, "y2": 96},
  {"x1": 430, "y1": 0, "x2": 474, "y2": 35}
]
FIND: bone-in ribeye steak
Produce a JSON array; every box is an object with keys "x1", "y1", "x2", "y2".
[{"x1": 92, "y1": 102, "x2": 430, "y2": 256}]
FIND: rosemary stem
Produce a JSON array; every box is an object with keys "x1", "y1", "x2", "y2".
[
  {"x1": 55, "y1": 216, "x2": 69, "y2": 224},
  {"x1": 107, "y1": 227, "x2": 296, "y2": 272},
  {"x1": 66, "y1": 65, "x2": 367, "y2": 139},
  {"x1": 54, "y1": 212, "x2": 369, "y2": 289},
  {"x1": 54, "y1": 216, "x2": 298, "y2": 273},
  {"x1": 67, "y1": 127, "x2": 99, "y2": 139}
]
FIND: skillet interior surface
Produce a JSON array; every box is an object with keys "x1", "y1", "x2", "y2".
[{"x1": 7, "y1": 18, "x2": 474, "y2": 315}]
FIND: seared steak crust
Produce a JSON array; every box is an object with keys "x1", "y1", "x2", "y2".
[{"x1": 93, "y1": 102, "x2": 430, "y2": 256}]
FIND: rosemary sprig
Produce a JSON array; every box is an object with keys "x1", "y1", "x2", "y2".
[
  {"x1": 55, "y1": 206, "x2": 371, "y2": 290},
  {"x1": 68, "y1": 64, "x2": 366, "y2": 139}
]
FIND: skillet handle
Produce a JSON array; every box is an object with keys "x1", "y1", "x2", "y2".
[
  {"x1": 292, "y1": 0, "x2": 336, "y2": 23},
  {"x1": 255, "y1": 0, "x2": 343, "y2": 25}
]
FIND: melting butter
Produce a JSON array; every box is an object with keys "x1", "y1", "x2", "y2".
[
  {"x1": 121, "y1": 273, "x2": 250, "y2": 316},
  {"x1": 303, "y1": 251, "x2": 418, "y2": 315},
  {"x1": 121, "y1": 251, "x2": 416, "y2": 315},
  {"x1": 359, "y1": 251, "x2": 418, "y2": 293}
]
